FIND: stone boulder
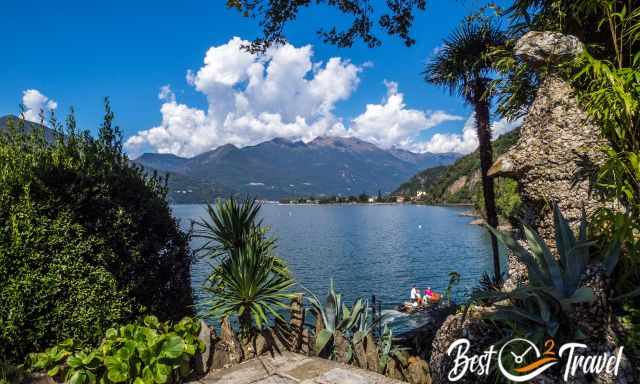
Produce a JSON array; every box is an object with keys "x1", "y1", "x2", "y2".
[
  {"x1": 384, "y1": 358, "x2": 405, "y2": 381},
  {"x1": 570, "y1": 264, "x2": 635, "y2": 383},
  {"x1": 193, "y1": 320, "x2": 214, "y2": 375},
  {"x1": 211, "y1": 317, "x2": 244, "y2": 369},
  {"x1": 405, "y1": 357, "x2": 432, "y2": 384},
  {"x1": 515, "y1": 31, "x2": 584, "y2": 66}
]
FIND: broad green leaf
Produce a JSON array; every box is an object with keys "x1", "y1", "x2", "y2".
[
  {"x1": 553, "y1": 203, "x2": 576, "y2": 272},
  {"x1": 153, "y1": 363, "x2": 171, "y2": 383},
  {"x1": 567, "y1": 287, "x2": 595, "y2": 304},
  {"x1": 485, "y1": 225, "x2": 549, "y2": 286},
  {"x1": 47, "y1": 365, "x2": 60, "y2": 377},
  {"x1": 159, "y1": 336, "x2": 185, "y2": 360},
  {"x1": 67, "y1": 356, "x2": 83, "y2": 368},
  {"x1": 106, "y1": 328, "x2": 118, "y2": 339}
]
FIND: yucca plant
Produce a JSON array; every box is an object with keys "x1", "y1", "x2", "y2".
[
  {"x1": 473, "y1": 204, "x2": 621, "y2": 342},
  {"x1": 193, "y1": 197, "x2": 273, "y2": 259},
  {"x1": 205, "y1": 236, "x2": 296, "y2": 334}
]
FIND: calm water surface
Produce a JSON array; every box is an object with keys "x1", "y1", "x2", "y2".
[{"x1": 172, "y1": 204, "x2": 500, "y2": 326}]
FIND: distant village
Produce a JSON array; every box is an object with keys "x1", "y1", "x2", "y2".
[{"x1": 277, "y1": 190, "x2": 428, "y2": 205}]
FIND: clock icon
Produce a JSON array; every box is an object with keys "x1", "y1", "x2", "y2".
[{"x1": 498, "y1": 338, "x2": 559, "y2": 382}]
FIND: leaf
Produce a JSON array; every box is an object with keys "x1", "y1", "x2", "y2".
[
  {"x1": 47, "y1": 365, "x2": 60, "y2": 377},
  {"x1": 68, "y1": 371, "x2": 85, "y2": 384},
  {"x1": 603, "y1": 238, "x2": 621, "y2": 276},
  {"x1": 67, "y1": 356, "x2": 83, "y2": 368},
  {"x1": 485, "y1": 225, "x2": 549, "y2": 286},
  {"x1": 522, "y1": 224, "x2": 563, "y2": 291},
  {"x1": 153, "y1": 363, "x2": 171, "y2": 383},
  {"x1": 106, "y1": 328, "x2": 118, "y2": 339},
  {"x1": 144, "y1": 316, "x2": 161, "y2": 329},
  {"x1": 553, "y1": 203, "x2": 576, "y2": 271},
  {"x1": 315, "y1": 329, "x2": 333, "y2": 355},
  {"x1": 104, "y1": 356, "x2": 129, "y2": 383},
  {"x1": 159, "y1": 336, "x2": 185, "y2": 360},
  {"x1": 566, "y1": 287, "x2": 595, "y2": 304}
]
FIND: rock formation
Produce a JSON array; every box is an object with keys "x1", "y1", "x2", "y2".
[
  {"x1": 194, "y1": 320, "x2": 214, "y2": 375},
  {"x1": 488, "y1": 30, "x2": 608, "y2": 288},
  {"x1": 210, "y1": 317, "x2": 244, "y2": 369}
]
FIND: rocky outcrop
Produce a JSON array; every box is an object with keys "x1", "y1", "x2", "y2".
[
  {"x1": 194, "y1": 320, "x2": 214, "y2": 375},
  {"x1": 489, "y1": 31, "x2": 608, "y2": 288},
  {"x1": 429, "y1": 306, "x2": 500, "y2": 384},
  {"x1": 446, "y1": 175, "x2": 468, "y2": 195},
  {"x1": 211, "y1": 317, "x2": 244, "y2": 369},
  {"x1": 514, "y1": 31, "x2": 584, "y2": 66}
]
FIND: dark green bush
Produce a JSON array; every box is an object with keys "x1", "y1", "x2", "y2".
[{"x1": 0, "y1": 101, "x2": 193, "y2": 364}]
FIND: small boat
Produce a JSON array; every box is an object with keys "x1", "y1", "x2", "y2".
[{"x1": 398, "y1": 292, "x2": 442, "y2": 314}]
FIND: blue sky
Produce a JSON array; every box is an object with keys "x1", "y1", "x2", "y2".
[{"x1": 1, "y1": 0, "x2": 517, "y2": 157}]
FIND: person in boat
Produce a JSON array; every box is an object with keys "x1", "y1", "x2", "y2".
[
  {"x1": 410, "y1": 285, "x2": 421, "y2": 306},
  {"x1": 424, "y1": 287, "x2": 433, "y2": 302}
]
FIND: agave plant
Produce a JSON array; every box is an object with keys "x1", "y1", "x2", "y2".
[
  {"x1": 305, "y1": 280, "x2": 367, "y2": 359},
  {"x1": 474, "y1": 203, "x2": 621, "y2": 342},
  {"x1": 378, "y1": 325, "x2": 407, "y2": 374},
  {"x1": 204, "y1": 236, "x2": 296, "y2": 334},
  {"x1": 306, "y1": 281, "x2": 393, "y2": 361},
  {"x1": 444, "y1": 271, "x2": 461, "y2": 304}
]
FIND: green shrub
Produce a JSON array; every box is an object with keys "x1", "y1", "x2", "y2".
[
  {"x1": 0, "y1": 103, "x2": 193, "y2": 363},
  {"x1": 27, "y1": 316, "x2": 205, "y2": 384}
]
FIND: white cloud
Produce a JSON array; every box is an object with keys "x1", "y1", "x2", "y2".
[
  {"x1": 22, "y1": 89, "x2": 57, "y2": 123},
  {"x1": 125, "y1": 37, "x2": 464, "y2": 157},
  {"x1": 415, "y1": 114, "x2": 523, "y2": 154},
  {"x1": 350, "y1": 80, "x2": 463, "y2": 148},
  {"x1": 158, "y1": 85, "x2": 175, "y2": 102},
  {"x1": 126, "y1": 37, "x2": 364, "y2": 157}
]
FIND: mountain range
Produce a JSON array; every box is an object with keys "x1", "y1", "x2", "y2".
[
  {"x1": 134, "y1": 136, "x2": 460, "y2": 202},
  {"x1": 0, "y1": 114, "x2": 460, "y2": 203},
  {"x1": 0, "y1": 114, "x2": 57, "y2": 142}
]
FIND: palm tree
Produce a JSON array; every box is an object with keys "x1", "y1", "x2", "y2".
[{"x1": 424, "y1": 22, "x2": 506, "y2": 280}]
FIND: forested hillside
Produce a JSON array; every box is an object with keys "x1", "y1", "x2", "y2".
[{"x1": 395, "y1": 128, "x2": 521, "y2": 217}]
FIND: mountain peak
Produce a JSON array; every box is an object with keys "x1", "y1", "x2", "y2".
[
  {"x1": 309, "y1": 136, "x2": 380, "y2": 152},
  {"x1": 266, "y1": 137, "x2": 306, "y2": 148}
]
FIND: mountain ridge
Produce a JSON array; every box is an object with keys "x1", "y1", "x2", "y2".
[{"x1": 134, "y1": 135, "x2": 461, "y2": 202}]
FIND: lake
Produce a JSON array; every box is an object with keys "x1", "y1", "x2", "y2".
[{"x1": 172, "y1": 203, "x2": 500, "y2": 329}]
